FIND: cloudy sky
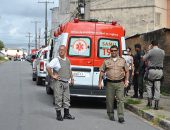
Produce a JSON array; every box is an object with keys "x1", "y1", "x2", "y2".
[{"x1": 0, "y1": 0, "x2": 58, "y2": 50}]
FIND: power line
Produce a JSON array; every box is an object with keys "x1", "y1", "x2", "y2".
[
  {"x1": 38, "y1": 0, "x2": 54, "y2": 46},
  {"x1": 0, "y1": 38, "x2": 28, "y2": 41}
]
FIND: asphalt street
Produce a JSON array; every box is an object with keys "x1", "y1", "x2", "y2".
[{"x1": 0, "y1": 61, "x2": 163, "y2": 130}]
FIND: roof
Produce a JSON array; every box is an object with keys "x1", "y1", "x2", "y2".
[{"x1": 126, "y1": 28, "x2": 170, "y2": 40}]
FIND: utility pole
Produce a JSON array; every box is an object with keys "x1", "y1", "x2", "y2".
[
  {"x1": 26, "y1": 32, "x2": 32, "y2": 55},
  {"x1": 31, "y1": 21, "x2": 40, "y2": 49},
  {"x1": 38, "y1": 0, "x2": 54, "y2": 46},
  {"x1": 38, "y1": 28, "x2": 41, "y2": 49}
]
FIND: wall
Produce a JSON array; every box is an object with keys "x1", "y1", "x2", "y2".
[
  {"x1": 154, "y1": 0, "x2": 168, "y2": 30},
  {"x1": 89, "y1": 0, "x2": 169, "y2": 37},
  {"x1": 167, "y1": 0, "x2": 170, "y2": 27}
]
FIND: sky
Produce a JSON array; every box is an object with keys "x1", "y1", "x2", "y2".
[{"x1": 0, "y1": 0, "x2": 58, "y2": 50}]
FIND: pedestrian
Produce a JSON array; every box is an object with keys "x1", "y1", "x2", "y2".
[
  {"x1": 127, "y1": 47, "x2": 134, "y2": 92},
  {"x1": 122, "y1": 48, "x2": 134, "y2": 96},
  {"x1": 98, "y1": 45, "x2": 129, "y2": 123},
  {"x1": 132, "y1": 43, "x2": 145, "y2": 99},
  {"x1": 143, "y1": 40, "x2": 165, "y2": 110},
  {"x1": 46, "y1": 45, "x2": 75, "y2": 121}
]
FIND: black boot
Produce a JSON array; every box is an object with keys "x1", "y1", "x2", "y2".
[
  {"x1": 118, "y1": 117, "x2": 125, "y2": 123},
  {"x1": 56, "y1": 110, "x2": 63, "y2": 121},
  {"x1": 131, "y1": 94, "x2": 138, "y2": 98},
  {"x1": 109, "y1": 116, "x2": 115, "y2": 121},
  {"x1": 139, "y1": 92, "x2": 143, "y2": 99},
  {"x1": 146, "y1": 98, "x2": 152, "y2": 108},
  {"x1": 138, "y1": 94, "x2": 143, "y2": 99},
  {"x1": 63, "y1": 108, "x2": 75, "y2": 120},
  {"x1": 154, "y1": 100, "x2": 159, "y2": 110}
]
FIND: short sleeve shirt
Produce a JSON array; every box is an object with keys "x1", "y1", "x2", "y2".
[
  {"x1": 100, "y1": 57, "x2": 129, "y2": 80},
  {"x1": 143, "y1": 47, "x2": 165, "y2": 67},
  {"x1": 47, "y1": 57, "x2": 61, "y2": 72}
]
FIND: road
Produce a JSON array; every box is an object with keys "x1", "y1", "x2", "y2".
[{"x1": 0, "y1": 61, "x2": 162, "y2": 130}]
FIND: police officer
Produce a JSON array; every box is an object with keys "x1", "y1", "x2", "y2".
[
  {"x1": 143, "y1": 40, "x2": 165, "y2": 110},
  {"x1": 47, "y1": 45, "x2": 75, "y2": 121},
  {"x1": 98, "y1": 45, "x2": 129, "y2": 123}
]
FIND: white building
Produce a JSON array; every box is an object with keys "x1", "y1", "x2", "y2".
[{"x1": 1, "y1": 48, "x2": 26, "y2": 58}]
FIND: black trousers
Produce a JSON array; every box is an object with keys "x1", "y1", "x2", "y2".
[{"x1": 133, "y1": 73, "x2": 144, "y2": 96}]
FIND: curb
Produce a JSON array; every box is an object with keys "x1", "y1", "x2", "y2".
[
  {"x1": 125, "y1": 103, "x2": 170, "y2": 130},
  {"x1": 0, "y1": 60, "x2": 7, "y2": 64}
]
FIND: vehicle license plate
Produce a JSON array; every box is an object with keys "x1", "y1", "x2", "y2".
[{"x1": 72, "y1": 71, "x2": 89, "y2": 77}]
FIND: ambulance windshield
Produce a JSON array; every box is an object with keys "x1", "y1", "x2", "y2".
[{"x1": 68, "y1": 37, "x2": 91, "y2": 57}]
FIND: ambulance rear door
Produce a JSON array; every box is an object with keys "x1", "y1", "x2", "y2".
[{"x1": 68, "y1": 36, "x2": 95, "y2": 96}]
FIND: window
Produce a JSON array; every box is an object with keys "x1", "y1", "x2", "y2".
[
  {"x1": 155, "y1": 12, "x2": 161, "y2": 26},
  {"x1": 68, "y1": 37, "x2": 91, "y2": 57},
  {"x1": 42, "y1": 50, "x2": 48, "y2": 59},
  {"x1": 98, "y1": 38, "x2": 119, "y2": 58}
]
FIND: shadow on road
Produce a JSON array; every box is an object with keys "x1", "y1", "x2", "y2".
[{"x1": 70, "y1": 97, "x2": 106, "y2": 109}]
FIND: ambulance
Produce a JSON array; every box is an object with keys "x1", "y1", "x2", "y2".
[{"x1": 46, "y1": 18, "x2": 126, "y2": 98}]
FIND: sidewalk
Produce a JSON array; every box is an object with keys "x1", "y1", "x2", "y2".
[{"x1": 125, "y1": 91, "x2": 170, "y2": 130}]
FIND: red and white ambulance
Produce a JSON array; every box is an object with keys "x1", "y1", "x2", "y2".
[{"x1": 46, "y1": 18, "x2": 126, "y2": 98}]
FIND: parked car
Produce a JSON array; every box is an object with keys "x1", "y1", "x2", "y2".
[{"x1": 32, "y1": 47, "x2": 49, "y2": 85}]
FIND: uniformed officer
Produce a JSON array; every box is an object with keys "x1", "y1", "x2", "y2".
[
  {"x1": 98, "y1": 45, "x2": 129, "y2": 123},
  {"x1": 47, "y1": 45, "x2": 75, "y2": 121},
  {"x1": 143, "y1": 40, "x2": 165, "y2": 110}
]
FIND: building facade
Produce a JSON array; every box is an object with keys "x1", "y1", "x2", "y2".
[
  {"x1": 1, "y1": 48, "x2": 25, "y2": 59},
  {"x1": 51, "y1": 0, "x2": 170, "y2": 37},
  {"x1": 90, "y1": 0, "x2": 170, "y2": 36}
]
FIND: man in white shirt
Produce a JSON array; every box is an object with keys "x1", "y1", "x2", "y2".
[
  {"x1": 47, "y1": 45, "x2": 75, "y2": 121},
  {"x1": 122, "y1": 49, "x2": 134, "y2": 96}
]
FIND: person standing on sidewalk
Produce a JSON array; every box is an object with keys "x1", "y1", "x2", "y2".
[
  {"x1": 143, "y1": 40, "x2": 165, "y2": 110},
  {"x1": 122, "y1": 48, "x2": 134, "y2": 96},
  {"x1": 132, "y1": 44, "x2": 145, "y2": 99},
  {"x1": 47, "y1": 45, "x2": 75, "y2": 121},
  {"x1": 98, "y1": 45, "x2": 129, "y2": 123}
]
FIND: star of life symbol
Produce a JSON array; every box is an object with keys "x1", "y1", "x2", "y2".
[{"x1": 72, "y1": 39, "x2": 88, "y2": 53}]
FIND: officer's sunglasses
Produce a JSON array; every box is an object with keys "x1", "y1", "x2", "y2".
[{"x1": 110, "y1": 49, "x2": 118, "y2": 52}]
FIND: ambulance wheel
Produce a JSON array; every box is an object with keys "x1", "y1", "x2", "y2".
[
  {"x1": 46, "y1": 85, "x2": 53, "y2": 95},
  {"x1": 36, "y1": 77, "x2": 41, "y2": 85},
  {"x1": 32, "y1": 77, "x2": 36, "y2": 81}
]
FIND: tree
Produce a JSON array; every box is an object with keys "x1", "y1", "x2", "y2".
[{"x1": 0, "y1": 40, "x2": 4, "y2": 50}]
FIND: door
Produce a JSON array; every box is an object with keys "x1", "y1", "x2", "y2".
[{"x1": 68, "y1": 36, "x2": 94, "y2": 96}]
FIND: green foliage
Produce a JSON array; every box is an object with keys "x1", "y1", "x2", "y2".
[
  {"x1": 151, "y1": 115, "x2": 166, "y2": 125},
  {"x1": 126, "y1": 98, "x2": 142, "y2": 105},
  {"x1": 0, "y1": 56, "x2": 6, "y2": 61},
  {"x1": 161, "y1": 86, "x2": 170, "y2": 95},
  {"x1": 0, "y1": 40, "x2": 5, "y2": 50}
]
